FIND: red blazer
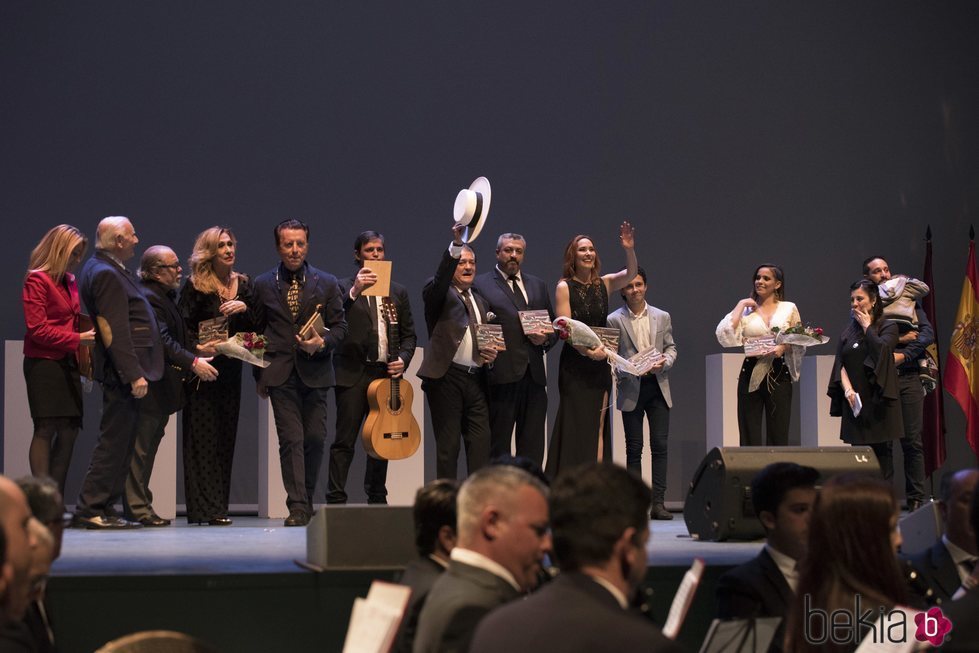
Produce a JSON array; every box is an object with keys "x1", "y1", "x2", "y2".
[{"x1": 22, "y1": 270, "x2": 81, "y2": 359}]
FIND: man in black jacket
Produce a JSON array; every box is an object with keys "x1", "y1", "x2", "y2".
[
  {"x1": 329, "y1": 231, "x2": 417, "y2": 504},
  {"x1": 123, "y1": 246, "x2": 217, "y2": 527}
]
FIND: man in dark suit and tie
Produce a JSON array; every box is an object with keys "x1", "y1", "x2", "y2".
[
  {"x1": 607, "y1": 266, "x2": 677, "y2": 519},
  {"x1": 413, "y1": 465, "x2": 550, "y2": 653},
  {"x1": 715, "y1": 462, "x2": 819, "y2": 653},
  {"x1": 252, "y1": 219, "x2": 348, "y2": 526},
  {"x1": 123, "y1": 246, "x2": 218, "y2": 527},
  {"x1": 472, "y1": 233, "x2": 555, "y2": 465},
  {"x1": 937, "y1": 478, "x2": 979, "y2": 651},
  {"x1": 74, "y1": 216, "x2": 165, "y2": 529},
  {"x1": 907, "y1": 468, "x2": 979, "y2": 605},
  {"x1": 329, "y1": 230, "x2": 417, "y2": 505},
  {"x1": 418, "y1": 222, "x2": 497, "y2": 479},
  {"x1": 470, "y1": 463, "x2": 681, "y2": 653}
]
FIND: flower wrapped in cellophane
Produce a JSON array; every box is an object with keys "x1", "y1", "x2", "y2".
[{"x1": 214, "y1": 332, "x2": 270, "y2": 368}]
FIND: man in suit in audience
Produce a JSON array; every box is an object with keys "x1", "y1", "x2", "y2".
[
  {"x1": 472, "y1": 233, "x2": 555, "y2": 466},
  {"x1": 252, "y1": 219, "x2": 348, "y2": 527},
  {"x1": 938, "y1": 477, "x2": 979, "y2": 651},
  {"x1": 329, "y1": 231, "x2": 417, "y2": 505},
  {"x1": 75, "y1": 216, "x2": 164, "y2": 529},
  {"x1": 607, "y1": 266, "x2": 677, "y2": 520},
  {"x1": 470, "y1": 463, "x2": 681, "y2": 653},
  {"x1": 0, "y1": 476, "x2": 38, "y2": 625},
  {"x1": 908, "y1": 468, "x2": 979, "y2": 605},
  {"x1": 413, "y1": 465, "x2": 550, "y2": 653},
  {"x1": 394, "y1": 479, "x2": 460, "y2": 653},
  {"x1": 123, "y1": 246, "x2": 218, "y2": 527},
  {"x1": 715, "y1": 462, "x2": 819, "y2": 653},
  {"x1": 418, "y1": 222, "x2": 497, "y2": 479}
]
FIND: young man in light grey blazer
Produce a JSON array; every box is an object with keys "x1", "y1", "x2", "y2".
[{"x1": 607, "y1": 266, "x2": 677, "y2": 519}]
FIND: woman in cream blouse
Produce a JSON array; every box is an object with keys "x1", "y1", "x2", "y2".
[{"x1": 716, "y1": 264, "x2": 803, "y2": 446}]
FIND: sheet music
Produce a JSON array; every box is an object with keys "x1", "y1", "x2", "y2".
[{"x1": 663, "y1": 558, "x2": 705, "y2": 640}]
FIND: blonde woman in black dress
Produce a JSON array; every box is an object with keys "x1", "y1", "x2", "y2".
[
  {"x1": 545, "y1": 222, "x2": 637, "y2": 478},
  {"x1": 179, "y1": 227, "x2": 255, "y2": 525}
]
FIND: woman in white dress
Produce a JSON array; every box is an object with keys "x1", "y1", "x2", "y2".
[{"x1": 716, "y1": 264, "x2": 803, "y2": 446}]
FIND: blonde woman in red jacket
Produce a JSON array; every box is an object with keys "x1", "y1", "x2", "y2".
[{"x1": 22, "y1": 225, "x2": 95, "y2": 493}]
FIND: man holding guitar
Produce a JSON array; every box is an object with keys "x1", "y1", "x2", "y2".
[{"x1": 330, "y1": 231, "x2": 417, "y2": 504}]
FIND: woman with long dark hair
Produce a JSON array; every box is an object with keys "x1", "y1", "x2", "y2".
[
  {"x1": 784, "y1": 474, "x2": 909, "y2": 653},
  {"x1": 178, "y1": 226, "x2": 254, "y2": 525},
  {"x1": 827, "y1": 279, "x2": 903, "y2": 475},
  {"x1": 22, "y1": 225, "x2": 95, "y2": 494},
  {"x1": 716, "y1": 264, "x2": 803, "y2": 446},
  {"x1": 544, "y1": 222, "x2": 637, "y2": 478}
]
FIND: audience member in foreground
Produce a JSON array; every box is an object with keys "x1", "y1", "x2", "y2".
[
  {"x1": 412, "y1": 466, "x2": 549, "y2": 653},
  {"x1": 470, "y1": 463, "x2": 681, "y2": 653},
  {"x1": 716, "y1": 462, "x2": 819, "y2": 653},
  {"x1": 936, "y1": 476, "x2": 979, "y2": 651}
]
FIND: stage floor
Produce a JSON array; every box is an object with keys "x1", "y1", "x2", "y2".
[{"x1": 54, "y1": 513, "x2": 765, "y2": 577}]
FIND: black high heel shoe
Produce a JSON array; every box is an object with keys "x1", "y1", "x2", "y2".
[{"x1": 208, "y1": 517, "x2": 232, "y2": 526}]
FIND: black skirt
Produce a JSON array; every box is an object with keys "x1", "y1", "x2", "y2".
[{"x1": 23, "y1": 355, "x2": 83, "y2": 424}]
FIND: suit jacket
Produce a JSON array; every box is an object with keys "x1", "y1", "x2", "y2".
[
  {"x1": 139, "y1": 279, "x2": 196, "y2": 415},
  {"x1": 470, "y1": 572, "x2": 682, "y2": 653},
  {"x1": 394, "y1": 556, "x2": 446, "y2": 653},
  {"x1": 22, "y1": 270, "x2": 82, "y2": 359},
  {"x1": 716, "y1": 548, "x2": 793, "y2": 653},
  {"x1": 608, "y1": 302, "x2": 677, "y2": 410},
  {"x1": 939, "y1": 587, "x2": 979, "y2": 651},
  {"x1": 472, "y1": 268, "x2": 555, "y2": 386},
  {"x1": 78, "y1": 251, "x2": 164, "y2": 386},
  {"x1": 333, "y1": 277, "x2": 417, "y2": 388},
  {"x1": 252, "y1": 262, "x2": 348, "y2": 391},
  {"x1": 417, "y1": 249, "x2": 490, "y2": 381},
  {"x1": 412, "y1": 559, "x2": 521, "y2": 653},
  {"x1": 908, "y1": 539, "x2": 963, "y2": 605}
]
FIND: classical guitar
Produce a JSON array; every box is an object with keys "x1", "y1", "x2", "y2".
[{"x1": 362, "y1": 297, "x2": 421, "y2": 460}]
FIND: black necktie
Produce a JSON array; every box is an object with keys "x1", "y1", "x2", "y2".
[
  {"x1": 508, "y1": 274, "x2": 528, "y2": 309},
  {"x1": 367, "y1": 295, "x2": 379, "y2": 362},
  {"x1": 461, "y1": 290, "x2": 480, "y2": 363}
]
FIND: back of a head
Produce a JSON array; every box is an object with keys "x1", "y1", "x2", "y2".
[
  {"x1": 549, "y1": 463, "x2": 651, "y2": 572},
  {"x1": 413, "y1": 479, "x2": 459, "y2": 557},
  {"x1": 15, "y1": 476, "x2": 61, "y2": 525},
  {"x1": 801, "y1": 474, "x2": 906, "y2": 609},
  {"x1": 456, "y1": 466, "x2": 546, "y2": 545},
  {"x1": 751, "y1": 462, "x2": 820, "y2": 519}
]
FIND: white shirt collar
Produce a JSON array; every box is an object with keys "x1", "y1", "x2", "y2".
[
  {"x1": 765, "y1": 543, "x2": 799, "y2": 592},
  {"x1": 450, "y1": 547, "x2": 521, "y2": 592},
  {"x1": 586, "y1": 574, "x2": 629, "y2": 609},
  {"x1": 628, "y1": 304, "x2": 648, "y2": 320},
  {"x1": 496, "y1": 265, "x2": 520, "y2": 282}
]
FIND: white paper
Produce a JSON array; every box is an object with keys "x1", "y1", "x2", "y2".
[
  {"x1": 663, "y1": 558, "x2": 705, "y2": 639},
  {"x1": 851, "y1": 393, "x2": 863, "y2": 418}
]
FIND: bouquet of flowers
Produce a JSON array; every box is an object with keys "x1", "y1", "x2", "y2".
[
  {"x1": 553, "y1": 317, "x2": 637, "y2": 374},
  {"x1": 214, "y1": 332, "x2": 270, "y2": 368},
  {"x1": 773, "y1": 323, "x2": 829, "y2": 347}
]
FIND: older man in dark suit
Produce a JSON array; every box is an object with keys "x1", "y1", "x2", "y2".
[
  {"x1": 329, "y1": 230, "x2": 417, "y2": 505},
  {"x1": 908, "y1": 468, "x2": 979, "y2": 605},
  {"x1": 470, "y1": 463, "x2": 681, "y2": 653},
  {"x1": 252, "y1": 219, "x2": 347, "y2": 527},
  {"x1": 472, "y1": 233, "x2": 554, "y2": 466},
  {"x1": 75, "y1": 216, "x2": 164, "y2": 529},
  {"x1": 418, "y1": 222, "x2": 497, "y2": 479},
  {"x1": 413, "y1": 465, "x2": 549, "y2": 653},
  {"x1": 715, "y1": 462, "x2": 819, "y2": 653},
  {"x1": 938, "y1": 477, "x2": 979, "y2": 651},
  {"x1": 122, "y1": 246, "x2": 218, "y2": 527}
]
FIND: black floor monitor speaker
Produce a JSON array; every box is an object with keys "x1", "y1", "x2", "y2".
[
  {"x1": 683, "y1": 446, "x2": 881, "y2": 542},
  {"x1": 306, "y1": 505, "x2": 415, "y2": 569}
]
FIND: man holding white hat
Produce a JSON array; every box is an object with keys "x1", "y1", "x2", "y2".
[{"x1": 417, "y1": 178, "x2": 498, "y2": 479}]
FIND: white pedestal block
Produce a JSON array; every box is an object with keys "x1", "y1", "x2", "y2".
[
  {"x1": 147, "y1": 416, "x2": 178, "y2": 520},
  {"x1": 4, "y1": 341, "x2": 32, "y2": 480},
  {"x1": 706, "y1": 353, "x2": 743, "y2": 449},
  {"x1": 258, "y1": 396, "x2": 288, "y2": 519},
  {"x1": 800, "y1": 355, "x2": 841, "y2": 447}
]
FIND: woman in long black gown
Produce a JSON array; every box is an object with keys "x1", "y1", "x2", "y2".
[
  {"x1": 179, "y1": 227, "x2": 255, "y2": 525},
  {"x1": 827, "y1": 279, "x2": 903, "y2": 477},
  {"x1": 545, "y1": 222, "x2": 637, "y2": 479}
]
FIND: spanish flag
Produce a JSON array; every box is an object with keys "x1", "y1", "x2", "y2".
[{"x1": 945, "y1": 228, "x2": 979, "y2": 459}]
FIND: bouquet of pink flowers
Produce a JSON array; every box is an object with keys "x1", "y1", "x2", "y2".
[{"x1": 215, "y1": 332, "x2": 270, "y2": 368}]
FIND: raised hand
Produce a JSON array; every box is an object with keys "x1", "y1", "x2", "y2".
[{"x1": 619, "y1": 221, "x2": 635, "y2": 249}]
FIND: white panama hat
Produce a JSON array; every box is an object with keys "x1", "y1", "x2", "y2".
[{"x1": 452, "y1": 176, "x2": 491, "y2": 243}]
